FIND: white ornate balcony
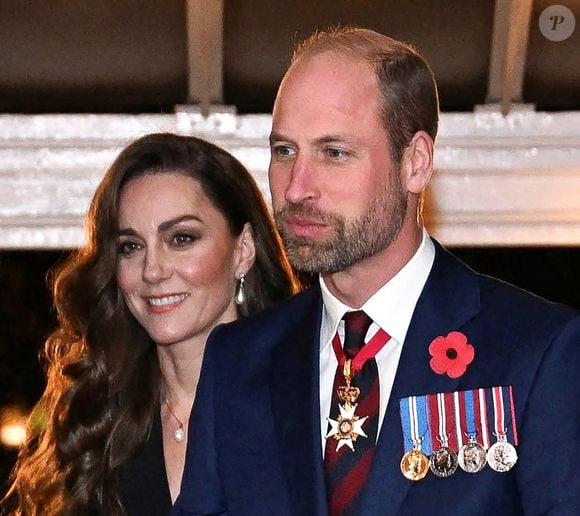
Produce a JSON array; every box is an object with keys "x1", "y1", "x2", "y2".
[{"x1": 1, "y1": 109, "x2": 579, "y2": 249}]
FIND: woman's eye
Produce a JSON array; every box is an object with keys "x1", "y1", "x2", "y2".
[
  {"x1": 171, "y1": 233, "x2": 195, "y2": 246},
  {"x1": 118, "y1": 241, "x2": 141, "y2": 255}
]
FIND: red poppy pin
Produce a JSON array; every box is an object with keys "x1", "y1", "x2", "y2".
[{"x1": 429, "y1": 331, "x2": 475, "y2": 378}]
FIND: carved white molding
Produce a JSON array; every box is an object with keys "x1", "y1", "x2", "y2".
[{"x1": 0, "y1": 110, "x2": 579, "y2": 249}]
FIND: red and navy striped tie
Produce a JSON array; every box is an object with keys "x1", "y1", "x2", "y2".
[{"x1": 324, "y1": 311, "x2": 384, "y2": 516}]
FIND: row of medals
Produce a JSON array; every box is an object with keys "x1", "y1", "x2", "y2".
[
  {"x1": 330, "y1": 361, "x2": 518, "y2": 481},
  {"x1": 400, "y1": 434, "x2": 518, "y2": 481}
]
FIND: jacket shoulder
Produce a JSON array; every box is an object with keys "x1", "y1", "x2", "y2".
[
  {"x1": 208, "y1": 286, "x2": 322, "y2": 354},
  {"x1": 476, "y1": 271, "x2": 579, "y2": 328}
]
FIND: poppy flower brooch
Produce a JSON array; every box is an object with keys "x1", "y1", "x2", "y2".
[{"x1": 429, "y1": 331, "x2": 475, "y2": 378}]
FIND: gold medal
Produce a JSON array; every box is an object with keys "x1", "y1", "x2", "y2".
[
  {"x1": 400, "y1": 448, "x2": 430, "y2": 481},
  {"x1": 399, "y1": 394, "x2": 431, "y2": 481}
]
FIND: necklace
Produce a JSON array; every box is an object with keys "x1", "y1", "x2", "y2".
[{"x1": 164, "y1": 400, "x2": 187, "y2": 442}]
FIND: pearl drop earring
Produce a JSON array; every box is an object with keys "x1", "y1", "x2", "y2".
[{"x1": 235, "y1": 274, "x2": 246, "y2": 305}]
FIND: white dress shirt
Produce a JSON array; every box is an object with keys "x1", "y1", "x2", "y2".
[{"x1": 318, "y1": 230, "x2": 435, "y2": 454}]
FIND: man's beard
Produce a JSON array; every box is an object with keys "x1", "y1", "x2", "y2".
[{"x1": 274, "y1": 179, "x2": 407, "y2": 274}]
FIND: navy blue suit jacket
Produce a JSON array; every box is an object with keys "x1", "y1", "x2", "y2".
[{"x1": 174, "y1": 242, "x2": 580, "y2": 515}]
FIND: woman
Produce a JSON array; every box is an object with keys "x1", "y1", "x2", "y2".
[{"x1": 4, "y1": 133, "x2": 300, "y2": 515}]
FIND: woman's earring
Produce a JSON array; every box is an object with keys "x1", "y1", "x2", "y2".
[{"x1": 235, "y1": 274, "x2": 245, "y2": 305}]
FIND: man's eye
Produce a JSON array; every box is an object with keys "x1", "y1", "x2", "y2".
[
  {"x1": 272, "y1": 145, "x2": 296, "y2": 158},
  {"x1": 326, "y1": 148, "x2": 348, "y2": 159}
]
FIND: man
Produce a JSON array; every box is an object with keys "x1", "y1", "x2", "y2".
[{"x1": 174, "y1": 28, "x2": 580, "y2": 515}]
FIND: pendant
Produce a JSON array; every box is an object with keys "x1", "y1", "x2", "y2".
[
  {"x1": 174, "y1": 427, "x2": 185, "y2": 442},
  {"x1": 326, "y1": 402, "x2": 368, "y2": 452},
  {"x1": 325, "y1": 358, "x2": 370, "y2": 452}
]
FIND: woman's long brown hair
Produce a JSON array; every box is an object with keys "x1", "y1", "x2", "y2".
[{"x1": 3, "y1": 133, "x2": 300, "y2": 515}]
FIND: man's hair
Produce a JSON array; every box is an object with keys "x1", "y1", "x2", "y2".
[{"x1": 292, "y1": 27, "x2": 439, "y2": 164}]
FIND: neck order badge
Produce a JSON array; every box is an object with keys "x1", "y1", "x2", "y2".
[
  {"x1": 324, "y1": 311, "x2": 391, "y2": 516},
  {"x1": 325, "y1": 312, "x2": 390, "y2": 451}
]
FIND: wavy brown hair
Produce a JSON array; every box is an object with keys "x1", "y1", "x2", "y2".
[{"x1": 3, "y1": 133, "x2": 300, "y2": 515}]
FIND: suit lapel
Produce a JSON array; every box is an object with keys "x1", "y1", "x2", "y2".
[
  {"x1": 269, "y1": 287, "x2": 329, "y2": 516},
  {"x1": 360, "y1": 242, "x2": 482, "y2": 515}
]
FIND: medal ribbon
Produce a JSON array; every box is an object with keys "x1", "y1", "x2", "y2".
[
  {"x1": 400, "y1": 395, "x2": 432, "y2": 455},
  {"x1": 477, "y1": 388, "x2": 491, "y2": 449},
  {"x1": 507, "y1": 385, "x2": 519, "y2": 445},
  {"x1": 492, "y1": 386, "x2": 506, "y2": 439},
  {"x1": 453, "y1": 391, "x2": 465, "y2": 448},
  {"x1": 427, "y1": 392, "x2": 455, "y2": 449},
  {"x1": 495, "y1": 385, "x2": 518, "y2": 445},
  {"x1": 331, "y1": 326, "x2": 390, "y2": 375},
  {"x1": 436, "y1": 392, "x2": 448, "y2": 445},
  {"x1": 463, "y1": 389, "x2": 478, "y2": 439}
]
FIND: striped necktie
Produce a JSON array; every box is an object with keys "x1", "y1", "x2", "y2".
[{"x1": 324, "y1": 311, "x2": 389, "y2": 516}]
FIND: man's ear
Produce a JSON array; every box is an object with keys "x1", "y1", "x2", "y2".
[
  {"x1": 234, "y1": 222, "x2": 256, "y2": 278},
  {"x1": 402, "y1": 131, "x2": 434, "y2": 194}
]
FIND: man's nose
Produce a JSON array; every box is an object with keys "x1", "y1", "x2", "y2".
[{"x1": 283, "y1": 155, "x2": 318, "y2": 205}]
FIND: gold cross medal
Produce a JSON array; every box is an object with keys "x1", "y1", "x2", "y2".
[{"x1": 325, "y1": 359, "x2": 368, "y2": 451}]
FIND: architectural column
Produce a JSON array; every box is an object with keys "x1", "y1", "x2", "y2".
[
  {"x1": 486, "y1": 0, "x2": 534, "y2": 115},
  {"x1": 184, "y1": 0, "x2": 225, "y2": 116}
]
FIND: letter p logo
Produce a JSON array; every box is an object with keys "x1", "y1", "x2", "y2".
[
  {"x1": 550, "y1": 15, "x2": 565, "y2": 31},
  {"x1": 539, "y1": 5, "x2": 576, "y2": 41}
]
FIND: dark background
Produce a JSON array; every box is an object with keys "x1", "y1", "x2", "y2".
[{"x1": 0, "y1": 0, "x2": 578, "y2": 114}]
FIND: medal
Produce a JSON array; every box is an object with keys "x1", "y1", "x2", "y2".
[
  {"x1": 428, "y1": 393, "x2": 458, "y2": 478},
  {"x1": 429, "y1": 445, "x2": 458, "y2": 478},
  {"x1": 487, "y1": 437, "x2": 518, "y2": 472},
  {"x1": 401, "y1": 448, "x2": 430, "y2": 481},
  {"x1": 326, "y1": 327, "x2": 389, "y2": 452},
  {"x1": 487, "y1": 386, "x2": 518, "y2": 472},
  {"x1": 458, "y1": 439, "x2": 487, "y2": 473},
  {"x1": 400, "y1": 395, "x2": 432, "y2": 481},
  {"x1": 458, "y1": 389, "x2": 486, "y2": 473},
  {"x1": 325, "y1": 359, "x2": 368, "y2": 451}
]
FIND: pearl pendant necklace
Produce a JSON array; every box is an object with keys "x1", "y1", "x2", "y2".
[
  {"x1": 164, "y1": 400, "x2": 187, "y2": 442},
  {"x1": 174, "y1": 426, "x2": 185, "y2": 442}
]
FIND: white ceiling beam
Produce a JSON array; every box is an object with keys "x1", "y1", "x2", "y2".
[{"x1": 1, "y1": 111, "x2": 580, "y2": 249}]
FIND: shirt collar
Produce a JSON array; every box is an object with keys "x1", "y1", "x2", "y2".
[{"x1": 320, "y1": 229, "x2": 435, "y2": 351}]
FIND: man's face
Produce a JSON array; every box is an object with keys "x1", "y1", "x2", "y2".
[{"x1": 268, "y1": 52, "x2": 407, "y2": 274}]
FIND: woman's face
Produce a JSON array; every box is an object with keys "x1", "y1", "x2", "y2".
[{"x1": 115, "y1": 172, "x2": 254, "y2": 348}]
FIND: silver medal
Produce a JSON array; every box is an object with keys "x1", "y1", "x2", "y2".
[
  {"x1": 458, "y1": 440, "x2": 487, "y2": 473},
  {"x1": 487, "y1": 439, "x2": 518, "y2": 472}
]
